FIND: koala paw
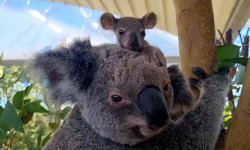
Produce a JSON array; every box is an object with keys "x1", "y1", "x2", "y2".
[
  {"x1": 189, "y1": 66, "x2": 230, "y2": 92},
  {"x1": 189, "y1": 66, "x2": 208, "y2": 91}
]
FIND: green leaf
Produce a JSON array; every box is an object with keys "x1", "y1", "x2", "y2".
[
  {"x1": 0, "y1": 101, "x2": 24, "y2": 133},
  {"x1": 224, "y1": 117, "x2": 232, "y2": 128},
  {"x1": 213, "y1": 57, "x2": 248, "y2": 72},
  {"x1": 24, "y1": 85, "x2": 32, "y2": 95},
  {"x1": 13, "y1": 85, "x2": 32, "y2": 110},
  {"x1": 0, "y1": 122, "x2": 11, "y2": 132},
  {"x1": 231, "y1": 65, "x2": 245, "y2": 85},
  {"x1": 36, "y1": 127, "x2": 45, "y2": 148},
  {"x1": 225, "y1": 101, "x2": 234, "y2": 112},
  {"x1": 42, "y1": 131, "x2": 53, "y2": 147},
  {"x1": 0, "y1": 128, "x2": 6, "y2": 141},
  {"x1": 48, "y1": 122, "x2": 60, "y2": 130},
  {"x1": 216, "y1": 44, "x2": 240, "y2": 62},
  {"x1": 0, "y1": 106, "x2": 3, "y2": 116},
  {"x1": 23, "y1": 99, "x2": 31, "y2": 106},
  {"x1": 59, "y1": 106, "x2": 71, "y2": 119},
  {"x1": 13, "y1": 91, "x2": 25, "y2": 110},
  {"x1": 24, "y1": 100, "x2": 49, "y2": 113}
]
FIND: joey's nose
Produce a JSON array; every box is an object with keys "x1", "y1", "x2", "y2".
[
  {"x1": 129, "y1": 33, "x2": 141, "y2": 51},
  {"x1": 137, "y1": 85, "x2": 169, "y2": 129}
]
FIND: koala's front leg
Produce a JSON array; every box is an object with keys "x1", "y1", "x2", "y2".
[
  {"x1": 171, "y1": 67, "x2": 230, "y2": 150},
  {"x1": 167, "y1": 65, "x2": 194, "y2": 120}
]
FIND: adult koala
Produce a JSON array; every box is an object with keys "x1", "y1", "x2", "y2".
[{"x1": 33, "y1": 39, "x2": 230, "y2": 150}]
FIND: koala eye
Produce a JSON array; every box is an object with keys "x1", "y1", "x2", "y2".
[
  {"x1": 118, "y1": 30, "x2": 124, "y2": 35},
  {"x1": 111, "y1": 95, "x2": 123, "y2": 103},
  {"x1": 141, "y1": 30, "x2": 146, "y2": 36},
  {"x1": 164, "y1": 83, "x2": 170, "y2": 91}
]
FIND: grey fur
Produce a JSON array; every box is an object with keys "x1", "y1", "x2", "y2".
[{"x1": 33, "y1": 39, "x2": 230, "y2": 150}]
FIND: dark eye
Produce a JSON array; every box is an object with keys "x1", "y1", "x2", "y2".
[
  {"x1": 164, "y1": 83, "x2": 170, "y2": 90},
  {"x1": 118, "y1": 30, "x2": 124, "y2": 35},
  {"x1": 141, "y1": 30, "x2": 146, "y2": 36},
  {"x1": 111, "y1": 95, "x2": 123, "y2": 103}
]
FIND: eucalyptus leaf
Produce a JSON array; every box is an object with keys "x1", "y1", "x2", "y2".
[
  {"x1": 42, "y1": 131, "x2": 53, "y2": 147},
  {"x1": 216, "y1": 44, "x2": 240, "y2": 62},
  {"x1": 48, "y1": 122, "x2": 60, "y2": 130},
  {"x1": 24, "y1": 100, "x2": 49, "y2": 113},
  {"x1": 213, "y1": 58, "x2": 248, "y2": 72},
  {"x1": 24, "y1": 85, "x2": 32, "y2": 95},
  {"x1": 36, "y1": 127, "x2": 45, "y2": 148},
  {"x1": 0, "y1": 101, "x2": 24, "y2": 133},
  {"x1": 0, "y1": 128, "x2": 6, "y2": 141},
  {"x1": 13, "y1": 85, "x2": 32, "y2": 110},
  {"x1": 13, "y1": 91, "x2": 25, "y2": 110},
  {"x1": 0, "y1": 106, "x2": 3, "y2": 115},
  {"x1": 224, "y1": 118, "x2": 232, "y2": 128},
  {"x1": 59, "y1": 107, "x2": 71, "y2": 120},
  {"x1": 0, "y1": 122, "x2": 11, "y2": 132}
]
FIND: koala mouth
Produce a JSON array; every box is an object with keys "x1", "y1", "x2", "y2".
[{"x1": 126, "y1": 116, "x2": 167, "y2": 138}]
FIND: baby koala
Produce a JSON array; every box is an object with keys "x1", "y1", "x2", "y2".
[
  {"x1": 100, "y1": 12, "x2": 163, "y2": 67},
  {"x1": 100, "y1": 12, "x2": 157, "y2": 51}
]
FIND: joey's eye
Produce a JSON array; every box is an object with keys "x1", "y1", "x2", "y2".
[
  {"x1": 141, "y1": 30, "x2": 146, "y2": 36},
  {"x1": 164, "y1": 83, "x2": 170, "y2": 90},
  {"x1": 111, "y1": 95, "x2": 123, "y2": 103},
  {"x1": 118, "y1": 30, "x2": 124, "y2": 35}
]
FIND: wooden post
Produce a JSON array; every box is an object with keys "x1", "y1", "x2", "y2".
[{"x1": 173, "y1": 0, "x2": 217, "y2": 77}]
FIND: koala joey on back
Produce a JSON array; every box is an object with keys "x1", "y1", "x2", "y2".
[
  {"x1": 34, "y1": 39, "x2": 230, "y2": 150},
  {"x1": 100, "y1": 12, "x2": 164, "y2": 68},
  {"x1": 100, "y1": 12, "x2": 156, "y2": 51}
]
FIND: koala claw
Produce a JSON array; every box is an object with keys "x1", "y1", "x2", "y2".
[
  {"x1": 217, "y1": 67, "x2": 230, "y2": 76},
  {"x1": 191, "y1": 66, "x2": 208, "y2": 79},
  {"x1": 189, "y1": 78, "x2": 204, "y2": 90}
]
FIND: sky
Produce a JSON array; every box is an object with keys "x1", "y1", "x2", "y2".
[{"x1": 0, "y1": 0, "x2": 180, "y2": 60}]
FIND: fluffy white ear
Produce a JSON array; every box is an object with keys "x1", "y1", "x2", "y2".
[
  {"x1": 33, "y1": 39, "x2": 97, "y2": 104},
  {"x1": 140, "y1": 12, "x2": 157, "y2": 29},
  {"x1": 100, "y1": 12, "x2": 116, "y2": 30}
]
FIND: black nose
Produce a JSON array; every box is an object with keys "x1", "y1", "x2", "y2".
[
  {"x1": 129, "y1": 32, "x2": 141, "y2": 50},
  {"x1": 137, "y1": 85, "x2": 169, "y2": 129}
]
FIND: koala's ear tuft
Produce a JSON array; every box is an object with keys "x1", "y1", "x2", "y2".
[
  {"x1": 33, "y1": 39, "x2": 97, "y2": 103},
  {"x1": 140, "y1": 12, "x2": 157, "y2": 29},
  {"x1": 100, "y1": 12, "x2": 116, "y2": 30},
  {"x1": 67, "y1": 39, "x2": 97, "y2": 90}
]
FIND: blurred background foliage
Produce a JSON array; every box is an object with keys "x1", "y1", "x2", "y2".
[{"x1": 0, "y1": 54, "x2": 71, "y2": 150}]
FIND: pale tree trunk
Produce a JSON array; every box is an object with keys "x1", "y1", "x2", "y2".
[
  {"x1": 173, "y1": 0, "x2": 216, "y2": 77},
  {"x1": 224, "y1": 64, "x2": 250, "y2": 149}
]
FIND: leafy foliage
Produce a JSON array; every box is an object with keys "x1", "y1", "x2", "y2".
[
  {"x1": 0, "y1": 63, "x2": 72, "y2": 150},
  {"x1": 214, "y1": 45, "x2": 248, "y2": 71}
]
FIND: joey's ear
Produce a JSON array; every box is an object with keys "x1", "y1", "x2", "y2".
[
  {"x1": 33, "y1": 39, "x2": 97, "y2": 104},
  {"x1": 140, "y1": 12, "x2": 157, "y2": 29},
  {"x1": 100, "y1": 12, "x2": 116, "y2": 30}
]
